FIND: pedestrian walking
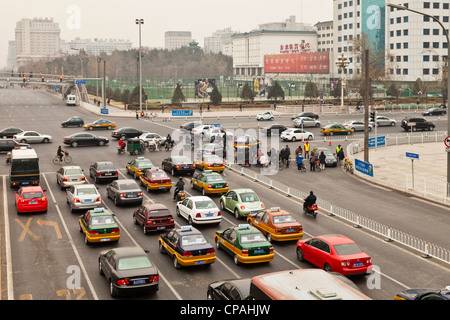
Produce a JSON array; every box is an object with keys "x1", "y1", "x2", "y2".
[
  {"x1": 239, "y1": 104, "x2": 242, "y2": 112},
  {"x1": 319, "y1": 151, "x2": 326, "y2": 170},
  {"x1": 273, "y1": 103, "x2": 277, "y2": 111},
  {"x1": 162, "y1": 105, "x2": 165, "y2": 113},
  {"x1": 200, "y1": 105, "x2": 203, "y2": 116},
  {"x1": 136, "y1": 110, "x2": 139, "y2": 119},
  {"x1": 284, "y1": 145, "x2": 291, "y2": 168},
  {"x1": 309, "y1": 152, "x2": 317, "y2": 171},
  {"x1": 107, "y1": 99, "x2": 110, "y2": 106},
  {"x1": 304, "y1": 141, "x2": 310, "y2": 159}
]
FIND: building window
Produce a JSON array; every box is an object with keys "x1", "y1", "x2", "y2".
[
  {"x1": 433, "y1": 68, "x2": 439, "y2": 75},
  {"x1": 403, "y1": 16, "x2": 408, "y2": 23},
  {"x1": 403, "y1": 43, "x2": 408, "y2": 49},
  {"x1": 423, "y1": 69, "x2": 430, "y2": 75},
  {"x1": 433, "y1": 55, "x2": 439, "y2": 62},
  {"x1": 433, "y1": 2, "x2": 439, "y2": 9},
  {"x1": 424, "y1": 2, "x2": 430, "y2": 9},
  {"x1": 423, "y1": 55, "x2": 430, "y2": 62},
  {"x1": 403, "y1": 69, "x2": 408, "y2": 75},
  {"x1": 433, "y1": 29, "x2": 439, "y2": 35},
  {"x1": 403, "y1": 29, "x2": 408, "y2": 36},
  {"x1": 423, "y1": 42, "x2": 430, "y2": 48},
  {"x1": 403, "y1": 56, "x2": 408, "y2": 62},
  {"x1": 433, "y1": 42, "x2": 439, "y2": 48}
]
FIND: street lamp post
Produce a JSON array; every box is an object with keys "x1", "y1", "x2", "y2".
[
  {"x1": 135, "y1": 19, "x2": 144, "y2": 115},
  {"x1": 387, "y1": 2, "x2": 450, "y2": 196},
  {"x1": 336, "y1": 53, "x2": 349, "y2": 107}
]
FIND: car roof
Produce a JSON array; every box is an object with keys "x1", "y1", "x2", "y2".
[
  {"x1": 111, "y1": 246, "x2": 147, "y2": 258},
  {"x1": 233, "y1": 188, "x2": 255, "y2": 193},
  {"x1": 264, "y1": 208, "x2": 291, "y2": 216},
  {"x1": 63, "y1": 166, "x2": 83, "y2": 170},
  {"x1": 19, "y1": 186, "x2": 43, "y2": 192},
  {"x1": 87, "y1": 208, "x2": 113, "y2": 216},
  {"x1": 316, "y1": 234, "x2": 354, "y2": 245},
  {"x1": 175, "y1": 225, "x2": 201, "y2": 235},
  {"x1": 188, "y1": 196, "x2": 214, "y2": 201},
  {"x1": 142, "y1": 203, "x2": 169, "y2": 211}
]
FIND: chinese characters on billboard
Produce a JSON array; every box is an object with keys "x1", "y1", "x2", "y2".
[
  {"x1": 264, "y1": 52, "x2": 329, "y2": 74},
  {"x1": 279, "y1": 42, "x2": 312, "y2": 54}
]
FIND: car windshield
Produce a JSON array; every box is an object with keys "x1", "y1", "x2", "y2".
[
  {"x1": 273, "y1": 215, "x2": 296, "y2": 224},
  {"x1": 151, "y1": 172, "x2": 167, "y2": 178},
  {"x1": 240, "y1": 192, "x2": 259, "y2": 202},
  {"x1": 65, "y1": 168, "x2": 83, "y2": 175},
  {"x1": 117, "y1": 256, "x2": 152, "y2": 271},
  {"x1": 118, "y1": 183, "x2": 138, "y2": 190},
  {"x1": 195, "y1": 200, "x2": 217, "y2": 209},
  {"x1": 90, "y1": 215, "x2": 115, "y2": 225},
  {"x1": 23, "y1": 192, "x2": 43, "y2": 199},
  {"x1": 240, "y1": 233, "x2": 266, "y2": 243},
  {"x1": 137, "y1": 161, "x2": 153, "y2": 168},
  {"x1": 77, "y1": 188, "x2": 97, "y2": 195},
  {"x1": 99, "y1": 163, "x2": 115, "y2": 170},
  {"x1": 181, "y1": 234, "x2": 208, "y2": 246},
  {"x1": 333, "y1": 243, "x2": 363, "y2": 255}
]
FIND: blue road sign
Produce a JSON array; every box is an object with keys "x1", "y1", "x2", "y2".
[
  {"x1": 369, "y1": 136, "x2": 386, "y2": 148},
  {"x1": 406, "y1": 152, "x2": 419, "y2": 159},
  {"x1": 172, "y1": 110, "x2": 193, "y2": 117},
  {"x1": 100, "y1": 108, "x2": 109, "y2": 115},
  {"x1": 76, "y1": 80, "x2": 87, "y2": 84},
  {"x1": 355, "y1": 159, "x2": 373, "y2": 177}
]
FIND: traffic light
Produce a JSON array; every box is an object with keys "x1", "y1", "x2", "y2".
[
  {"x1": 144, "y1": 93, "x2": 148, "y2": 100},
  {"x1": 370, "y1": 112, "x2": 375, "y2": 121},
  {"x1": 59, "y1": 76, "x2": 63, "y2": 82}
]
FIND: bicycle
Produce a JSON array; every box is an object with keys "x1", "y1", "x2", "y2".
[
  {"x1": 53, "y1": 152, "x2": 72, "y2": 164},
  {"x1": 344, "y1": 158, "x2": 354, "y2": 174}
]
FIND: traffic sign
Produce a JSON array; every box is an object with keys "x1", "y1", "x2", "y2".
[
  {"x1": 406, "y1": 152, "x2": 419, "y2": 159},
  {"x1": 355, "y1": 159, "x2": 373, "y2": 177},
  {"x1": 368, "y1": 136, "x2": 386, "y2": 148},
  {"x1": 172, "y1": 110, "x2": 193, "y2": 117},
  {"x1": 444, "y1": 136, "x2": 450, "y2": 148},
  {"x1": 75, "y1": 80, "x2": 87, "y2": 84},
  {"x1": 100, "y1": 108, "x2": 109, "y2": 115}
]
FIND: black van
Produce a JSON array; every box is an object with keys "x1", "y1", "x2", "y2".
[{"x1": 9, "y1": 147, "x2": 40, "y2": 188}]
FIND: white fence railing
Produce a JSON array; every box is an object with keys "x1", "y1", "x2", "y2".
[{"x1": 226, "y1": 162, "x2": 450, "y2": 265}]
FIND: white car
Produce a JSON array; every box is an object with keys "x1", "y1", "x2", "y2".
[
  {"x1": 66, "y1": 184, "x2": 102, "y2": 213},
  {"x1": 138, "y1": 132, "x2": 166, "y2": 146},
  {"x1": 256, "y1": 111, "x2": 274, "y2": 121},
  {"x1": 202, "y1": 127, "x2": 233, "y2": 142},
  {"x1": 13, "y1": 131, "x2": 53, "y2": 143},
  {"x1": 191, "y1": 124, "x2": 216, "y2": 135},
  {"x1": 280, "y1": 128, "x2": 314, "y2": 142},
  {"x1": 176, "y1": 196, "x2": 222, "y2": 225},
  {"x1": 342, "y1": 121, "x2": 373, "y2": 132},
  {"x1": 371, "y1": 116, "x2": 396, "y2": 127},
  {"x1": 293, "y1": 117, "x2": 321, "y2": 128}
]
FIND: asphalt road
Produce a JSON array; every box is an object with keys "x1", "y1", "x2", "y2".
[{"x1": 0, "y1": 87, "x2": 449, "y2": 302}]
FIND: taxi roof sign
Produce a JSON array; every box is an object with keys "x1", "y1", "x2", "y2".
[
  {"x1": 270, "y1": 207, "x2": 281, "y2": 211},
  {"x1": 137, "y1": 157, "x2": 145, "y2": 159},
  {"x1": 181, "y1": 225, "x2": 193, "y2": 231},
  {"x1": 238, "y1": 224, "x2": 250, "y2": 228}
]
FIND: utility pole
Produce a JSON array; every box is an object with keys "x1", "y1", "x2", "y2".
[
  {"x1": 364, "y1": 49, "x2": 370, "y2": 163},
  {"x1": 336, "y1": 53, "x2": 349, "y2": 107},
  {"x1": 136, "y1": 19, "x2": 144, "y2": 115}
]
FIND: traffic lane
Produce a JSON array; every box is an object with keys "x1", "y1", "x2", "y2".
[
  {"x1": 242, "y1": 141, "x2": 450, "y2": 250},
  {"x1": 5, "y1": 175, "x2": 96, "y2": 300},
  {"x1": 42, "y1": 171, "x2": 182, "y2": 300},
  {"x1": 219, "y1": 167, "x2": 450, "y2": 299}
]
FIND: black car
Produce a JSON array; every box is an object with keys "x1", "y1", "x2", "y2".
[
  {"x1": 0, "y1": 127, "x2": 24, "y2": 139},
  {"x1": 162, "y1": 155, "x2": 195, "y2": 176},
  {"x1": 401, "y1": 117, "x2": 436, "y2": 132},
  {"x1": 291, "y1": 112, "x2": 319, "y2": 120},
  {"x1": 0, "y1": 139, "x2": 30, "y2": 153},
  {"x1": 422, "y1": 108, "x2": 446, "y2": 116},
  {"x1": 61, "y1": 116, "x2": 84, "y2": 127},
  {"x1": 261, "y1": 124, "x2": 288, "y2": 136},
  {"x1": 89, "y1": 161, "x2": 119, "y2": 183},
  {"x1": 180, "y1": 121, "x2": 202, "y2": 131},
  {"x1": 395, "y1": 287, "x2": 450, "y2": 300},
  {"x1": 207, "y1": 278, "x2": 251, "y2": 300},
  {"x1": 106, "y1": 179, "x2": 143, "y2": 206},
  {"x1": 111, "y1": 127, "x2": 145, "y2": 140},
  {"x1": 63, "y1": 133, "x2": 109, "y2": 147},
  {"x1": 98, "y1": 246, "x2": 159, "y2": 297}
]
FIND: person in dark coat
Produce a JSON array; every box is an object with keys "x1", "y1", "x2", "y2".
[
  {"x1": 309, "y1": 152, "x2": 317, "y2": 171},
  {"x1": 319, "y1": 151, "x2": 326, "y2": 170}
]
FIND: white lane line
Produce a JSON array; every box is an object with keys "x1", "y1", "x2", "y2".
[
  {"x1": 42, "y1": 173, "x2": 99, "y2": 300},
  {"x1": 3, "y1": 176, "x2": 14, "y2": 300}
]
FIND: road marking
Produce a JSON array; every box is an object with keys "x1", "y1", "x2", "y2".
[
  {"x1": 36, "y1": 218, "x2": 62, "y2": 239},
  {"x1": 15, "y1": 218, "x2": 39, "y2": 241},
  {"x1": 42, "y1": 173, "x2": 99, "y2": 300},
  {"x1": 2, "y1": 176, "x2": 14, "y2": 300}
]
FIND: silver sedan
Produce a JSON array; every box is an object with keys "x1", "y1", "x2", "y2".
[
  {"x1": 66, "y1": 184, "x2": 102, "y2": 212},
  {"x1": 342, "y1": 121, "x2": 373, "y2": 132},
  {"x1": 14, "y1": 131, "x2": 53, "y2": 143},
  {"x1": 56, "y1": 166, "x2": 86, "y2": 189}
]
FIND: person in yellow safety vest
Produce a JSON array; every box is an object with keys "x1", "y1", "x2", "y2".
[
  {"x1": 336, "y1": 144, "x2": 342, "y2": 155},
  {"x1": 304, "y1": 141, "x2": 310, "y2": 159}
]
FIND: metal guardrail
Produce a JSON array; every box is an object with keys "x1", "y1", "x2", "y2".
[{"x1": 226, "y1": 162, "x2": 450, "y2": 265}]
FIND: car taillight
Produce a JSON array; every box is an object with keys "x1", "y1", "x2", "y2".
[
  {"x1": 240, "y1": 205, "x2": 245, "y2": 210},
  {"x1": 269, "y1": 247, "x2": 274, "y2": 253},
  {"x1": 146, "y1": 220, "x2": 154, "y2": 225},
  {"x1": 225, "y1": 183, "x2": 228, "y2": 187},
  {"x1": 190, "y1": 165, "x2": 195, "y2": 168},
  {"x1": 183, "y1": 252, "x2": 193, "y2": 257},
  {"x1": 111, "y1": 228, "x2": 120, "y2": 234},
  {"x1": 117, "y1": 279, "x2": 129, "y2": 286},
  {"x1": 119, "y1": 193, "x2": 126, "y2": 197},
  {"x1": 98, "y1": 172, "x2": 102, "y2": 177},
  {"x1": 207, "y1": 249, "x2": 215, "y2": 255},
  {"x1": 81, "y1": 177, "x2": 85, "y2": 181},
  {"x1": 137, "y1": 192, "x2": 143, "y2": 196},
  {"x1": 207, "y1": 184, "x2": 212, "y2": 188},
  {"x1": 242, "y1": 250, "x2": 248, "y2": 254},
  {"x1": 90, "y1": 230, "x2": 99, "y2": 235},
  {"x1": 74, "y1": 198, "x2": 80, "y2": 203},
  {"x1": 196, "y1": 213, "x2": 201, "y2": 218},
  {"x1": 175, "y1": 165, "x2": 181, "y2": 169},
  {"x1": 274, "y1": 228, "x2": 281, "y2": 233},
  {"x1": 169, "y1": 219, "x2": 174, "y2": 223},
  {"x1": 149, "y1": 276, "x2": 159, "y2": 283},
  {"x1": 41, "y1": 197, "x2": 46, "y2": 202},
  {"x1": 65, "y1": 138, "x2": 69, "y2": 142},
  {"x1": 217, "y1": 211, "x2": 221, "y2": 216},
  {"x1": 261, "y1": 203, "x2": 265, "y2": 208},
  {"x1": 114, "y1": 171, "x2": 118, "y2": 176},
  {"x1": 63, "y1": 177, "x2": 68, "y2": 181},
  {"x1": 96, "y1": 197, "x2": 101, "y2": 202},
  {"x1": 20, "y1": 199, "x2": 25, "y2": 203}
]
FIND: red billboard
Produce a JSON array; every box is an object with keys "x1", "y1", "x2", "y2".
[{"x1": 264, "y1": 52, "x2": 329, "y2": 74}]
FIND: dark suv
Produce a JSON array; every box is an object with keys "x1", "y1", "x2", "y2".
[{"x1": 401, "y1": 117, "x2": 436, "y2": 132}]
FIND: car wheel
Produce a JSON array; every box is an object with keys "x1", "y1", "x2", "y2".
[
  {"x1": 233, "y1": 254, "x2": 240, "y2": 265},
  {"x1": 99, "y1": 260, "x2": 104, "y2": 275},
  {"x1": 391, "y1": 122, "x2": 395, "y2": 127},
  {"x1": 292, "y1": 137, "x2": 296, "y2": 142},
  {"x1": 99, "y1": 141, "x2": 105, "y2": 146},
  {"x1": 110, "y1": 280, "x2": 119, "y2": 297},
  {"x1": 329, "y1": 131, "x2": 334, "y2": 136},
  {"x1": 84, "y1": 234, "x2": 90, "y2": 245},
  {"x1": 43, "y1": 138, "x2": 49, "y2": 143},
  {"x1": 429, "y1": 126, "x2": 435, "y2": 131},
  {"x1": 324, "y1": 263, "x2": 332, "y2": 272},
  {"x1": 202, "y1": 188, "x2": 207, "y2": 196},
  {"x1": 114, "y1": 196, "x2": 119, "y2": 206},
  {"x1": 159, "y1": 241, "x2": 165, "y2": 253},
  {"x1": 143, "y1": 224, "x2": 147, "y2": 235},
  {"x1": 190, "y1": 181, "x2": 194, "y2": 189},
  {"x1": 171, "y1": 168, "x2": 176, "y2": 176},
  {"x1": 88, "y1": 126, "x2": 93, "y2": 131},
  {"x1": 71, "y1": 141, "x2": 78, "y2": 147},
  {"x1": 176, "y1": 207, "x2": 181, "y2": 217},
  {"x1": 107, "y1": 126, "x2": 112, "y2": 130},
  {"x1": 234, "y1": 208, "x2": 240, "y2": 219},
  {"x1": 219, "y1": 200, "x2": 225, "y2": 210},
  {"x1": 347, "y1": 131, "x2": 352, "y2": 135},
  {"x1": 296, "y1": 247, "x2": 305, "y2": 262},
  {"x1": 173, "y1": 255, "x2": 181, "y2": 269},
  {"x1": 20, "y1": 139, "x2": 27, "y2": 143},
  {"x1": 308, "y1": 135, "x2": 313, "y2": 141},
  {"x1": 266, "y1": 233, "x2": 272, "y2": 243},
  {"x1": 188, "y1": 215, "x2": 194, "y2": 225},
  {"x1": 215, "y1": 237, "x2": 221, "y2": 250}
]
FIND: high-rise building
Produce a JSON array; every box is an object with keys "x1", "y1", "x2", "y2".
[
  {"x1": 204, "y1": 28, "x2": 235, "y2": 56},
  {"x1": 15, "y1": 18, "x2": 61, "y2": 67},
  {"x1": 61, "y1": 38, "x2": 133, "y2": 56},
  {"x1": 165, "y1": 31, "x2": 192, "y2": 50}
]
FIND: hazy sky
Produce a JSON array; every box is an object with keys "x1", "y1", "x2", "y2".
[{"x1": 1, "y1": 0, "x2": 333, "y2": 69}]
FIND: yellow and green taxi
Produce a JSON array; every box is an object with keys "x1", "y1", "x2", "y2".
[
  {"x1": 83, "y1": 119, "x2": 116, "y2": 130},
  {"x1": 158, "y1": 225, "x2": 216, "y2": 269},
  {"x1": 140, "y1": 168, "x2": 172, "y2": 192},
  {"x1": 78, "y1": 208, "x2": 120, "y2": 245},
  {"x1": 190, "y1": 170, "x2": 229, "y2": 195},
  {"x1": 126, "y1": 157, "x2": 154, "y2": 179},
  {"x1": 194, "y1": 154, "x2": 225, "y2": 172},
  {"x1": 214, "y1": 224, "x2": 274, "y2": 265},
  {"x1": 320, "y1": 124, "x2": 354, "y2": 136},
  {"x1": 247, "y1": 207, "x2": 303, "y2": 243}
]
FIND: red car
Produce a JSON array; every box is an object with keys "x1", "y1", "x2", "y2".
[
  {"x1": 15, "y1": 186, "x2": 48, "y2": 214},
  {"x1": 296, "y1": 234, "x2": 371, "y2": 276}
]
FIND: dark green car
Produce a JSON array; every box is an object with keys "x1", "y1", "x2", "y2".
[
  {"x1": 190, "y1": 170, "x2": 229, "y2": 195},
  {"x1": 61, "y1": 116, "x2": 84, "y2": 127},
  {"x1": 214, "y1": 224, "x2": 274, "y2": 265},
  {"x1": 78, "y1": 208, "x2": 120, "y2": 244}
]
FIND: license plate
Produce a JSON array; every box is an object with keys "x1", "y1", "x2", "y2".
[
  {"x1": 214, "y1": 164, "x2": 220, "y2": 167},
  {"x1": 133, "y1": 279, "x2": 146, "y2": 284},
  {"x1": 251, "y1": 211, "x2": 258, "y2": 214},
  {"x1": 84, "y1": 199, "x2": 92, "y2": 202},
  {"x1": 286, "y1": 228, "x2": 295, "y2": 232},
  {"x1": 254, "y1": 249, "x2": 264, "y2": 254},
  {"x1": 29, "y1": 201, "x2": 37, "y2": 204},
  {"x1": 157, "y1": 226, "x2": 165, "y2": 230},
  {"x1": 206, "y1": 213, "x2": 213, "y2": 217},
  {"x1": 100, "y1": 238, "x2": 110, "y2": 242},
  {"x1": 353, "y1": 262, "x2": 363, "y2": 267},
  {"x1": 184, "y1": 166, "x2": 189, "y2": 169},
  {"x1": 195, "y1": 260, "x2": 205, "y2": 265},
  {"x1": 215, "y1": 185, "x2": 223, "y2": 188},
  {"x1": 159, "y1": 186, "x2": 165, "y2": 189},
  {"x1": 71, "y1": 179, "x2": 78, "y2": 181},
  {"x1": 128, "y1": 194, "x2": 136, "y2": 197},
  {"x1": 22, "y1": 182, "x2": 29, "y2": 185},
  {"x1": 104, "y1": 173, "x2": 112, "y2": 176}
]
